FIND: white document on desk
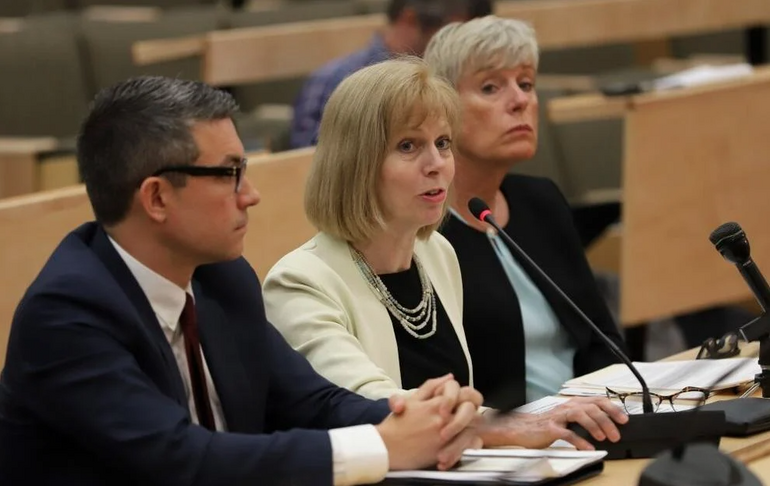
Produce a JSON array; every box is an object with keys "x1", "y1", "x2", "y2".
[
  {"x1": 514, "y1": 395, "x2": 695, "y2": 416},
  {"x1": 384, "y1": 449, "x2": 607, "y2": 483},
  {"x1": 563, "y1": 358, "x2": 758, "y2": 394}
]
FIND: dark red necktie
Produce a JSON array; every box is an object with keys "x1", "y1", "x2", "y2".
[{"x1": 179, "y1": 294, "x2": 216, "y2": 430}]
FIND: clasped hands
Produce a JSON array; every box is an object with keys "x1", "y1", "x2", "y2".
[{"x1": 376, "y1": 374, "x2": 629, "y2": 471}]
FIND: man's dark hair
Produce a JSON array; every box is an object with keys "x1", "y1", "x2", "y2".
[
  {"x1": 77, "y1": 76, "x2": 239, "y2": 226},
  {"x1": 387, "y1": 0, "x2": 493, "y2": 28}
]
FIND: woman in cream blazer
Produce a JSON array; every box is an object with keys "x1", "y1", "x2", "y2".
[
  {"x1": 264, "y1": 57, "x2": 472, "y2": 399},
  {"x1": 265, "y1": 231, "x2": 470, "y2": 400}
]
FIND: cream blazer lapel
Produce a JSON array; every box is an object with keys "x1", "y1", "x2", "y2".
[
  {"x1": 313, "y1": 233, "x2": 405, "y2": 387},
  {"x1": 315, "y1": 232, "x2": 474, "y2": 389}
]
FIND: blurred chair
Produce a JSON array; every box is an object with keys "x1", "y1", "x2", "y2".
[
  {"x1": 74, "y1": 0, "x2": 217, "y2": 8},
  {"x1": 539, "y1": 44, "x2": 638, "y2": 76},
  {"x1": 355, "y1": 0, "x2": 388, "y2": 14},
  {"x1": 0, "y1": 14, "x2": 90, "y2": 137},
  {"x1": 79, "y1": 5, "x2": 227, "y2": 96},
  {"x1": 0, "y1": 0, "x2": 69, "y2": 17},
  {"x1": 231, "y1": 0, "x2": 361, "y2": 28},
  {"x1": 671, "y1": 30, "x2": 746, "y2": 59}
]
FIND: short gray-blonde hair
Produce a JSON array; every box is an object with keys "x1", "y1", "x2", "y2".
[
  {"x1": 424, "y1": 15, "x2": 539, "y2": 86},
  {"x1": 305, "y1": 56, "x2": 460, "y2": 243}
]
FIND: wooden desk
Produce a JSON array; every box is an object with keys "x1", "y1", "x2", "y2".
[
  {"x1": 133, "y1": 0, "x2": 770, "y2": 86},
  {"x1": 548, "y1": 66, "x2": 770, "y2": 327}
]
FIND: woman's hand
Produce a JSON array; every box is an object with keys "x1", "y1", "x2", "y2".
[{"x1": 478, "y1": 397, "x2": 629, "y2": 450}]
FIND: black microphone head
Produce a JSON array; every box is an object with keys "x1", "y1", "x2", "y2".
[
  {"x1": 468, "y1": 197, "x2": 491, "y2": 222},
  {"x1": 710, "y1": 222, "x2": 750, "y2": 265},
  {"x1": 709, "y1": 222, "x2": 743, "y2": 245}
]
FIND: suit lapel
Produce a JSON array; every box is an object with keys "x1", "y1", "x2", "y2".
[
  {"x1": 89, "y1": 226, "x2": 188, "y2": 408},
  {"x1": 193, "y1": 282, "x2": 260, "y2": 433}
]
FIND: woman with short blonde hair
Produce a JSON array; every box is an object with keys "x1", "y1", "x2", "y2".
[{"x1": 265, "y1": 57, "x2": 471, "y2": 401}]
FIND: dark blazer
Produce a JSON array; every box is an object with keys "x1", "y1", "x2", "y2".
[
  {"x1": 440, "y1": 175, "x2": 626, "y2": 409},
  {"x1": 0, "y1": 223, "x2": 389, "y2": 486}
]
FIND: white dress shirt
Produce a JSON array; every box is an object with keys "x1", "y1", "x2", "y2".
[{"x1": 110, "y1": 237, "x2": 389, "y2": 485}]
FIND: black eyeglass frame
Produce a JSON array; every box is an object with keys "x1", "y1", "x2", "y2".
[
  {"x1": 697, "y1": 332, "x2": 742, "y2": 360},
  {"x1": 151, "y1": 157, "x2": 248, "y2": 193},
  {"x1": 606, "y1": 386, "x2": 711, "y2": 413}
]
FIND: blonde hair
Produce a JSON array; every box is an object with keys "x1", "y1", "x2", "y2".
[
  {"x1": 305, "y1": 56, "x2": 460, "y2": 243},
  {"x1": 424, "y1": 15, "x2": 539, "y2": 86}
]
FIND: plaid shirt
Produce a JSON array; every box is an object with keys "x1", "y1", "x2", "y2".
[{"x1": 290, "y1": 34, "x2": 390, "y2": 149}]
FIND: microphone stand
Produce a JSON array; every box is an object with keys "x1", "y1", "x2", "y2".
[
  {"x1": 736, "y1": 312, "x2": 770, "y2": 398},
  {"x1": 470, "y1": 204, "x2": 726, "y2": 460},
  {"x1": 638, "y1": 221, "x2": 770, "y2": 486}
]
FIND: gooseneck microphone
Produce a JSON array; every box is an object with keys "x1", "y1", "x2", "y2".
[
  {"x1": 468, "y1": 197, "x2": 726, "y2": 460},
  {"x1": 468, "y1": 197, "x2": 652, "y2": 413},
  {"x1": 710, "y1": 222, "x2": 770, "y2": 314},
  {"x1": 710, "y1": 222, "x2": 770, "y2": 397},
  {"x1": 638, "y1": 221, "x2": 770, "y2": 486}
]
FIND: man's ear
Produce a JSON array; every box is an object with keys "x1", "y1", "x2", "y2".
[{"x1": 137, "y1": 177, "x2": 171, "y2": 224}]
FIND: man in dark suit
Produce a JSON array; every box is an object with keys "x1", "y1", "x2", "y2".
[{"x1": 0, "y1": 76, "x2": 482, "y2": 485}]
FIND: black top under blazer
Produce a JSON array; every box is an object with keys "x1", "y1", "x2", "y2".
[{"x1": 440, "y1": 174, "x2": 627, "y2": 409}]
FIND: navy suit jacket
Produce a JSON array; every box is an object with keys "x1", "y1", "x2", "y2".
[{"x1": 0, "y1": 223, "x2": 390, "y2": 485}]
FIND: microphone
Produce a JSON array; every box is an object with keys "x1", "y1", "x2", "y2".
[
  {"x1": 468, "y1": 198, "x2": 653, "y2": 413},
  {"x1": 468, "y1": 197, "x2": 726, "y2": 460},
  {"x1": 709, "y1": 221, "x2": 770, "y2": 400},
  {"x1": 710, "y1": 222, "x2": 770, "y2": 315}
]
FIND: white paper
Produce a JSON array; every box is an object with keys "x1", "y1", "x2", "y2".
[
  {"x1": 652, "y1": 63, "x2": 753, "y2": 91},
  {"x1": 514, "y1": 396, "x2": 571, "y2": 414},
  {"x1": 384, "y1": 449, "x2": 606, "y2": 483},
  {"x1": 563, "y1": 358, "x2": 758, "y2": 394}
]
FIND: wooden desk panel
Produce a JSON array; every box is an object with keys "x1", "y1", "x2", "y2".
[{"x1": 621, "y1": 69, "x2": 770, "y2": 324}]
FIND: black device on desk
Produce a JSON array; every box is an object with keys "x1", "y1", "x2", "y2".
[{"x1": 467, "y1": 198, "x2": 727, "y2": 461}]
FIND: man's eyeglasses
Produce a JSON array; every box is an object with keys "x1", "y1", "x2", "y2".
[
  {"x1": 151, "y1": 158, "x2": 248, "y2": 193},
  {"x1": 606, "y1": 386, "x2": 710, "y2": 413}
]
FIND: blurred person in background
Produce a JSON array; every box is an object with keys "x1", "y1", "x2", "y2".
[{"x1": 289, "y1": 0, "x2": 493, "y2": 149}]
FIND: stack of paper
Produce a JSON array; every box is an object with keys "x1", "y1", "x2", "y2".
[
  {"x1": 514, "y1": 395, "x2": 695, "y2": 416},
  {"x1": 384, "y1": 449, "x2": 606, "y2": 484},
  {"x1": 560, "y1": 358, "x2": 759, "y2": 396}
]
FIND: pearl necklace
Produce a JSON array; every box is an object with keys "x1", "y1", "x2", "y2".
[{"x1": 350, "y1": 246, "x2": 437, "y2": 339}]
